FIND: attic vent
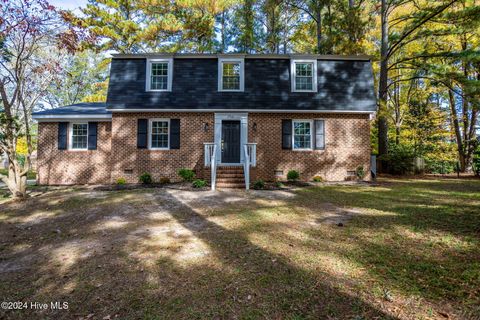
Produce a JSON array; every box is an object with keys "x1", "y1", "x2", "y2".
[
  {"x1": 124, "y1": 169, "x2": 133, "y2": 175},
  {"x1": 274, "y1": 170, "x2": 283, "y2": 177},
  {"x1": 346, "y1": 171, "x2": 356, "y2": 177}
]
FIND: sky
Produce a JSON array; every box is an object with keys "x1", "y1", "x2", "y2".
[{"x1": 49, "y1": 0, "x2": 88, "y2": 13}]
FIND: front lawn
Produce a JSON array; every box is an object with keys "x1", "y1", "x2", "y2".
[{"x1": 0, "y1": 177, "x2": 478, "y2": 319}]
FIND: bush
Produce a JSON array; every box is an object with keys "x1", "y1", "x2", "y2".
[
  {"x1": 312, "y1": 175, "x2": 323, "y2": 182},
  {"x1": 178, "y1": 168, "x2": 195, "y2": 182},
  {"x1": 192, "y1": 179, "x2": 207, "y2": 188},
  {"x1": 378, "y1": 144, "x2": 415, "y2": 175},
  {"x1": 159, "y1": 177, "x2": 171, "y2": 184},
  {"x1": 116, "y1": 177, "x2": 126, "y2": 185},
  {"x1": 356, "y1": 166, "x2": 365, "y2": 180},
  {"x1": 139, "y1": 172, "x2": 153, "y2": 184},
  {"x1": 275, "y1": 181, "x2": 284, "y2": 188},
  {"x1": 473, "y1": 146, "x2": 480, "y2": 176},
  {"x1": 425, "y1": 159, "x2": 456, "y2": 174},
  {"x1": 287, "y1": 170, "x2": 300, "y2": 181},
  {"x1": 252, "y1": 179, "x2": 265, "y2": 190}
]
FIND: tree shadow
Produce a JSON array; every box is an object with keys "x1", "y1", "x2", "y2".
[{"x1": 0, "y1": 187, "x2": 397, "y2": 319}]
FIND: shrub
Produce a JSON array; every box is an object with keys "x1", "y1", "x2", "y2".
[
  {"x1": 192, "y1": 179, "x2": 207, "y2": 188},
  {"x1": 252, "y1": 179, "x2": 265, "y2": 190},
  {"x1": 356, "y1": 166, "x2": 365, "y2": 180},
  {"x1": 275, "y1": 181, "x2": 284, "y2": 188},
  {"x1": 312, "y1": 175, "x2": 323, "y2": 182},
  {"x1": 425, "y1": 158, "x2": 456, "y2": 174},
  {"x1": 159, "y1": 177, "x2": 171, "y2": 184},
  {"x1": 473, "y1": 146, "x2": 480, "y2": 176},
  {"x1": 116, "y1": 177, "x2": 126, "y2": 185},
  {"x1": 287, "y1": 170, "x2": 300, "y2": 181},
  {"x1": 178, "y1": 168, "x2": 195, "y2": 182},
  {"x1": 139, "y1": 172, "x2": 153, "y2": 184},
  {"x1": 378, "y1": 144, "x2": 415, "y2": 175}
]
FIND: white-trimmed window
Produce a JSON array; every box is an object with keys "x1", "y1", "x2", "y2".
[
  {"x1": 293, "y1": 120, "x2": 313, "y2": 150},
  {"x1": 146, "y1": 58, "x2": 173, "y2": 91},
  {"x1": 218, "y1": 58, "x2": 244, "y2": 91},
  {"x1": 69, "y1": 123, "x2": 88, "y2": 150},
  {"x1": 291, "y1": 60, "x2": 317, "y2": 92},
  {"x1": 149, "y1": 119, "x2": 169, "y2": 149}
]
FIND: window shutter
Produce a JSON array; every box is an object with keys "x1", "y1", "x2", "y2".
[
  {"x1": 88, "y1": 122, "x2": 97, "y2": 150},
  {"x1": 314, "y1": 120, "x2": 325, "y2": 150},
  {"x1": 282, "y1": 120, "x2": 292, "y2": 149},
  {"x1": 137, "y1": 119, "x2": 148, "y2": 149},
  {"x1": 170, "y1": 119, "x2": 180, "y2": 149},
  {"x1": 58, "y1": 122, "x2": 68, "y2": 150}
]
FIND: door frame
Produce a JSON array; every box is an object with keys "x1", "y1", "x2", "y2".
[{"x1": 214, "y1": 113, "x2": 248, "y2": 165}]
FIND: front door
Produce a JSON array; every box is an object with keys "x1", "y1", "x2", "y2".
[{"x1": 221, "y1": 120, "x2": 241, "y2": 163}]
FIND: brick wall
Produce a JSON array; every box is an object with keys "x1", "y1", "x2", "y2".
[
  {"x1": 110, "y1": 112, "x2": 214, "y2": 183},
  {"x1": 248, "y1": 113, "x2": 371, "y2": 182},
  {"x1": 36, "y1": 122, "x2": 112, "y2": 185},
  {"x1": 36, "y1": 112, "x2": 371, "y2": 185}
]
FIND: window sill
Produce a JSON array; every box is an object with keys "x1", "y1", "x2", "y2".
[
  {"x1": 146, "y1": 89, "x2": 171, "y2": 92},
  {"x1": 147, "y1": 148, "x2": 170, "y2": 151}
]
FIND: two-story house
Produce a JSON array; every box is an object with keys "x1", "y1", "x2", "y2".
[{"x1": 32, "y1": 53, "x2": 376, "y2": 189}]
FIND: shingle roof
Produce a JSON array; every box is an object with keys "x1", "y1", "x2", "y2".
[
  {"x1": 106, "y1": 57, "x2": 377, "y2": 112},
  {"x1": 32, "y1": 103, "x2": 111, "y2": 119}
]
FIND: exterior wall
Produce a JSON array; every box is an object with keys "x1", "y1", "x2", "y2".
[
  {"x1": 36, "y1": 112, "x2": 371, "y2": 185},
  {"x1": 36, "y1": 122, "x2": 112, "y2": 185},
  {"x1": 110, "y1": 112, "x2": 214, "y2": 183},
  {"x1": 248, "y1": 113, "x2": 372, "y2": 182}
]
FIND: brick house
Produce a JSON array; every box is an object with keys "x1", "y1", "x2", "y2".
[{"x1": 32, "y1": 54, "x2": 376, "y2": 189}]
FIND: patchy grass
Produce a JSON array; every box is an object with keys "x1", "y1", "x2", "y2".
[{"x1": 0, "y1": 178, "x2": 479, "y2": 319}]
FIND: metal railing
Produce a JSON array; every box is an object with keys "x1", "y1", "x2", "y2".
[
  {"x1": 243, "y1": 143, "x2": 257, "y2": 190},
  {"x1": 204, "y1": 143, "x2": 217, "y2": 190}
]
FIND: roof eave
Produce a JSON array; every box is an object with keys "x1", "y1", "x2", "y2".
[{"x1": 111, "y1": 53, "x2": 373, "y2": 61}]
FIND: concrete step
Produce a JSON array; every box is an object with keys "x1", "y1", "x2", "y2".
[
  {"x1": 217, "y1": 173, "x2": 244, "y2": 178},
  {"x1": 217, "y1": 182, "x2": 246, "y2": 189}
]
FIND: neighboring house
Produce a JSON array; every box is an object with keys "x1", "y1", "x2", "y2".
[{"x1": 32, "y1": 54, "x2": 376, "y2": 189}]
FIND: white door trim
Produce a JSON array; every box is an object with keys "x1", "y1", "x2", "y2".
[{"x1": 214, "y1": 113, "x2": 248, "y2": 165}]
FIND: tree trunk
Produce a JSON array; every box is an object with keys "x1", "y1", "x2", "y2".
[
  {"x1": 349, "y1": 0, "x2": 355, "y2": 8},
  {"x1": 448, "y1": 89, "x2": 467, "y2": 171},
  {"x1": 378, "y1": 0, "x2": 389, "y2": 163},
  {"x1": 315, "y1": 4, "x2": 322, "y2": 53}
]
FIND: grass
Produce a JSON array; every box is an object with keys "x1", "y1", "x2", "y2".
[{"x1": 0, "y1": 177, "x2": 479, "y2": 319}]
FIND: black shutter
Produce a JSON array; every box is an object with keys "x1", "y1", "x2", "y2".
[
  {"x1": 282, "y1": 120, "x2": 292, "y2": 149},
  {"x1": 58, "y1": 122, "x2": 68, "y2": 150},
  {"x1": 170, "y1": 119, "x2": 180, "y2": 149},
  {"x1": 88, "y1": 122, "x2": 97, "y2": 150},
  {"x1": 137, "y1": 119, "x2": 148, "y2": 149},
  {"x1": 314, "y1": 120, "x2": 325, "y2": 150}
]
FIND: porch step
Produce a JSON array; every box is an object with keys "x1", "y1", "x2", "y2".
[{"x1": 215, "y1": 166, "x2": 245, "y2": 189}]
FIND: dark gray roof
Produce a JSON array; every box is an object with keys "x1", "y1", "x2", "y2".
[
  {"x1": 32, "y1": 103, "x2": 110, "y2": 118},
  {"x1": 106, "y1": 56, "x2": 377, "y2": 112}
]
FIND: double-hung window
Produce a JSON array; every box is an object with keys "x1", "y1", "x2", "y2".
[
  {"x1": 70, "y1": 123, "x2": 88, "y2": 150},
  {"x1": 149, "y1": 119, "x2": 169, "y2": 149},
  {"x1": 293, "y1": 120, "x2": 313, "y2": 150},
  {"x1": 291, "y1": 60, "x2": 318, "y2": 92},
  {"x1": 146, "y1": 58, "x2": 173, "y2": 91},
  {"x1": 218, "y1": 58, "x2": 244, "y2": 91}
]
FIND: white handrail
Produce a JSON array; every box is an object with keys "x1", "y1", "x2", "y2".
[
  {"x1": 211, "y1": 145, "x2": 217, "y2": 191},
  {"x1": 243, "y1": 145, "x2": 250, "y2": 190},
  {"x1": 204, "y1": 143, "x2": 217, "y2": 190}
]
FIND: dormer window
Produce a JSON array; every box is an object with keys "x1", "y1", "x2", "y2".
[
  {"x1": 218, "y1": 58, "x2": 244, "y2": 92},
  {"x1": 146, "y1": 58, "x2": 173, "y2": 92},
  {"x1": 291, "y1": 59, "x2": 318, "y2": 92}
]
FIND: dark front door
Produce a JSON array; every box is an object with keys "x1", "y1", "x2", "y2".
[{"x1": 221, "y1": 120, "x2": 241, "y2": 163}]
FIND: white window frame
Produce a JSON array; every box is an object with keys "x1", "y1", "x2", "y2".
[
  {"x1": 148, "y1": 118, "x2": 170, "y2": 150},
  {"x1": 69, "y1": 122, "x2": 89, "y2": 151},
  {"x1": 218, "y1": 58, "x2": 244, "y2": 92},
  {"x1": 292, "y1": 119, "x2": 313, "y2": 151},
  {"x1": 291, "y1": 59, "x2": 318, "y2": 93},
  {"x1": 146, "y1": 58, "x2": 173, "y2": 92}
]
